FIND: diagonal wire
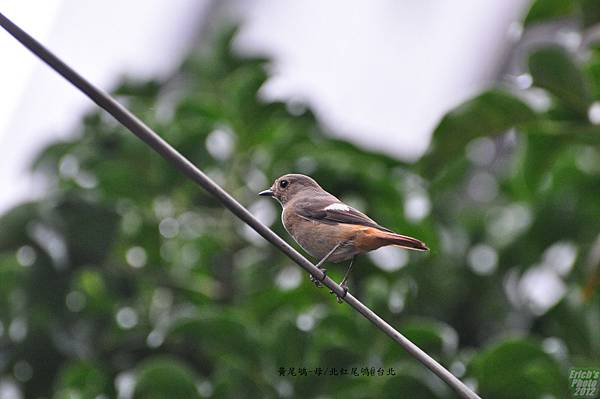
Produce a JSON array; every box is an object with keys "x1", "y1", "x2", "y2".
[{"x1": 0, "y1": 12, "x2": 480, "y2": 399}]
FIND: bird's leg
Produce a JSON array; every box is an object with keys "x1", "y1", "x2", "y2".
[
  {"x1": 310, "y1": 241, "x2": 343, "y2": 287},
  {"x1": 332, "y1": 256, "x2": 355, "y2": 303},
  {"x1": 339, "y1": 255, "x2": 355, "y2": 288}
]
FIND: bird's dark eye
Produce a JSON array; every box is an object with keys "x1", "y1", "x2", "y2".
[{"x1": 279, "y1": 179, "x2": 289, "y2": 188}]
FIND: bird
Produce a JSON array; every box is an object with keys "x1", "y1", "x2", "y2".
[{"x1": 259, "y1": 174, "x2": 428, "y2": 302}]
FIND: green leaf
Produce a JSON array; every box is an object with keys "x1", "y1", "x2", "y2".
[
  {"x1": 54, "y1": 361, "x2": 111, "y2": 399},
  {"x1": 0, "y1": 202, "x2": 38, "y2": 250},
  {"x1": 420, "y1": 90, "x2": 536, "y2": 178},
  {"x1": 381, "y1": 374, "x2": 440, "y2": 398},
  {"x1": 514, "y1": 120, "x2": 600, "y2": 194},
  {"x1": 53, "y1": 197, "x2": 120, "y2": 266},
  {"x1": 72, "y1": 268, "x2": 112, "y2": 314},
  {"x1": 169, "y1": 315, "x2": 259, "y2": 363},
  {"x1": 0, "y1": 254, "x2": 26, "y2": 299},
  {"x1": 521, "y1": 119, "x2": 600, "y2": 143},
  {"x1": 469, "y1": 338, "x2": 567, "y2": 399},
  {"x1": 382, "y1": 319, "x2": 457, "y2": 365},
  {"x1": 517, "y1": 133, "x2": 567, "y2": 195},
  {"x1": 524, "y1": 0, "x2": 576, "y2": 26},
  {"x1": 529, "y1": 46, "x2": 592, "y2": 116},
  {"x1": 539, "y1": 297, "x2": 597, "y2": 357},
  {"x1": 581, "y1": 0, "x2": 600, "y2": 29},
  {"x1": 31, "y1": 141, "x2": 75, "y2": 174},
  {"x1": 399, "y1": 320, "x2": 455, "y2": 358},
  {"x1": 584, "y1": 49, "x2": 600, "y2": 100},
  {"x1": 134, "y1": 357, "x2": 200, "y2": 399}
]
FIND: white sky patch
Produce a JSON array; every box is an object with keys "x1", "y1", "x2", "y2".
[
  {"x1": 242, "y1": 200, "x2": 277, "y2": 245},
  {"x1": 519, "y1": 265, "x2": 566, "y2": 315},
  {"x1": 588, "y1": 102, "x2": 600, "y2": 125},
  {"x1": 468, "y1": 244, "x2": 498, "y2": 275},
  {"x1": 324, "y1": 203, "x2": 350, "y2": 212},
  {"x1": 466, "y1": 137, "x2": 496, "y2": 166},
  {"x1": 404, "y1": 192, "x2": 431, "y2": 222},
  {"x1": 296, "y1": 313, "x2": 315, "y2": 331},
  {"x1": 542, "y1": 241, "x2": 577, "y2": 277},
  {"x1": 369, "y1": 246, "x2": 408, "y2": 272},
  {"x1": 206, "y1": 128, "x2": 235, "y2": 161},
  {"x1": 0, "y1": 0, "x2": 210, "y2": 214},
  {"x1": 275, "y1": 266, "x2": 302, "y2": 290},
  {"x1": 486, "y1": 203, "x2": 532, "y2": 246},
  {"x1": 126, "y1": 246, "x2": 147, "y2": 268},
  {"x1": 235, "y1": 0, "x2": 528, "y2": 160}
]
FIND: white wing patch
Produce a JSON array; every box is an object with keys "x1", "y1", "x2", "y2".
[{"x1": 324, "y1": 203, "x2": 351, "y2": 212}]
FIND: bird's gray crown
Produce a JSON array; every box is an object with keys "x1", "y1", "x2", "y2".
[{"x1": 267, "y1": 174, "x2": 324, "y2": 205}]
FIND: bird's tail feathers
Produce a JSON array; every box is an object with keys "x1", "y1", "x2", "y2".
[{"x1": 379, "y1": 231, "x2": 429, "y2": 251}]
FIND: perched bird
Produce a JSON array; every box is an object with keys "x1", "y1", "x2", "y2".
[{"x1": 259, "y1": 174, "x2": 428, "y2": 301}]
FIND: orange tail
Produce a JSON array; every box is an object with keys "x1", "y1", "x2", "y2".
[
  {"x1": 378, "y1": 231, "x2": 429, "y2": 251},
  {"x1": 353, "y1": 226, "x2": 429, "y2": 252}
]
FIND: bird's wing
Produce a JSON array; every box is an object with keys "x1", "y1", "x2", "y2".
[{"x1": 294, "y1": 198, "x2": 392, "y2": 232}]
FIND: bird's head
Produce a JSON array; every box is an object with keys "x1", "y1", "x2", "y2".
[{"x1": 259, "y1": 174, "x2": 322, "y2": 205}]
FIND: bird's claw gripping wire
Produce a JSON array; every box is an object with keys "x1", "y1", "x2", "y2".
[
  {"x1": 330, "y1": 282, "x2": 349, "y2": 303},
  {"x1": 330, "y1": 256, "x2": 354, "y2": 303},
  {"x1": 310, "y1": 267, "x2": 327, "y2": 287}
]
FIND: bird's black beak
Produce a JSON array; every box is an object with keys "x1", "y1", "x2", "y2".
[{"x1": 258, "y1": 189, "x2": 274, "y2": 197}]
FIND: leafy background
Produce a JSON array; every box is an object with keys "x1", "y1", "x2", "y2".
[{"x1": 1, "y1": 1, "x2": 600, "y2": 398}]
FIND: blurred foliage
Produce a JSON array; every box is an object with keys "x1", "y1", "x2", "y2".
[{"x1": 1, "y1": 2, "x2": 600, "y2": 398}]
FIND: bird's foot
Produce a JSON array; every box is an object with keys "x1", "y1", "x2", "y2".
[
  {"x1": 310, "y1": 267, "x2": 327, "y2": 287},
  {"x1": 330, "y1": 282, "x2": 349, "y2": 304}
]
